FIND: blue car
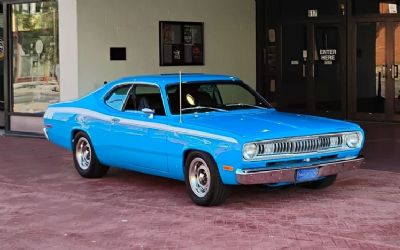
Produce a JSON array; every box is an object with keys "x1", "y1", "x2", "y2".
[{"x1": 43, "y1": 74, "x2": 364, "y2": 206}]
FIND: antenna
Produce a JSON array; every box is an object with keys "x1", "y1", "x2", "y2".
[{"x1": 179, "y1": 71, "x2": 182, "y2": 123}]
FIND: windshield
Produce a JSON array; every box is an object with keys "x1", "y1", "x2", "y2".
[{"x1": 166, "y1": 81, "x2": 271, "y2": 114}]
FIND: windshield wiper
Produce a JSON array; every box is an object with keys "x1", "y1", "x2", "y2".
[
  {"x1": 225, "y1": 103, "x2": 267, "y2": 109},
  {"x1": 181, "y1": 106, "x2": 227, "y2": 112}
]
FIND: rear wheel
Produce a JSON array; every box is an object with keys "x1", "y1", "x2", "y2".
[
  {"x1": 302, "y1": 174, "x2": 337, "y2": 189},
  {"x1": 184, "y1": 151, "x2": 229, "y2": 206},
  {"x1": 73, "y1": 132, "x2": 109, "y2": 178}
]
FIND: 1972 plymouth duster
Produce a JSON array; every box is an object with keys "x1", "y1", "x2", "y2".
[{"x1": 43, "y1": 74, "x2": 364, "y2": 206}]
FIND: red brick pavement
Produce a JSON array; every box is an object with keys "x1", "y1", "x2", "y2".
[{"x1": 0, "y1": 136, "x2": 399, "y2": 250}]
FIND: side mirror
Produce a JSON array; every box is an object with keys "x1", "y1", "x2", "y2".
[{"x1": 141, "y1": 108, "x2": 155, "y2": 119}]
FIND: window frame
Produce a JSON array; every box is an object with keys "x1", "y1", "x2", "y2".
[
  {"x1": 105, "y1": 82, "x2": 167, "y2": 116},
  {"x1": 104, "y1": 83, "x2": 133, "y2": 111},
  {"x1": 165, "y1": 80, "x2": 272, "y2": 115}
]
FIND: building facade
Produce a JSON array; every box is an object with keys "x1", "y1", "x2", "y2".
[
  {"x1": 256, "y1": 0, "x2": 400, "y2": 122},
  {"x1": 0, "y1": 0, "x2": 399, "y2": 135}
]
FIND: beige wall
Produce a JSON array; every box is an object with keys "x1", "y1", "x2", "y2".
[{"x1": 76, "y1": 0, "x2": 256, "y2": 96}]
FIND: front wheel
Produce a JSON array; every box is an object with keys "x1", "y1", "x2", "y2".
[
  {"x1": 184, "y1": 152, "x2": 229, "y2": 206},
  {"x1": 301, "y1": 174, "x2": 337, "y2": 189},
  {"x1": 73, "y1": 132, "x2": 109, "y2": 178}
]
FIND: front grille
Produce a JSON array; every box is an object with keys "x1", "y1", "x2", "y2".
[{"x1": 256, "y1": 134, "x2": 345, "y2": 157}]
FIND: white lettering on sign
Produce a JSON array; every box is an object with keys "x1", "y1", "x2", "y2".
[{"x1": 319, "y1": 49, "x2": 337, "y2": 62}]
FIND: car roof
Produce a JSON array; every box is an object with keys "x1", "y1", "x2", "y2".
[{"x1": 107, "y1": 73, "x2": 241, "y2": 88}]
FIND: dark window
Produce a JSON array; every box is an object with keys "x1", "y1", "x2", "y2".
[
  {"x1": 125, "y1": 85, "x2": 166, "y2": 116},
  {"x1": 105, "y1": 85, "x2": 131, "y2": 110},
  {"x1": 353, "y1": 0, "x2": 400, "y2": 15}
]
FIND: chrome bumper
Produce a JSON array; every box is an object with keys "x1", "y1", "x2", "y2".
[{"x1": 236, "y1": 157, "x2": 364, "y2": 185}]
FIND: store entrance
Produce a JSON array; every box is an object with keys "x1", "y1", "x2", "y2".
[
  {"x1": 279, "y1": 21, "x2": 346, "y2": 118},
  {"x1": 353, "y1": 19, "x2": 400, "y2": 121},
  {"x1": 257, "y1": 0, "x2": 347, "y2": 120}
]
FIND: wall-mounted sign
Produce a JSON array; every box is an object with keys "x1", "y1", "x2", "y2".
[
  {"x1": 159, "y1": 21, "x2": 204, "y2": 66},
  {"x1": 319, "y1": 49, "x2": 336, "y2": 64},
  {"x1": 308, "y1": 9, "x2": 318, "y2": 17},
  {"x1": 389, "y1": 4, "x2": 398, "y2": 14}
]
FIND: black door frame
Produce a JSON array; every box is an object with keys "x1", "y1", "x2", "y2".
[{"x1": 348, "y1": 14, "x2": 400, "y2": 122}]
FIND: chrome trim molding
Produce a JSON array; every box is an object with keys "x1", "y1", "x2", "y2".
[
  {"x1": 43, "y1": 128, "x2": 49, "y2": 140},
  {"x1": 243, "y1": 132, "x2": 363, "y2": 161},
  {"x1": 236, "y1": 157, "x2": 364, "y2": 185}
]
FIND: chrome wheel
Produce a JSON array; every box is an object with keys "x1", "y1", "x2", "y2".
[
  {"x1": 188, "y1": 157, "x2": 211, "y2": 198},
  {"x1": 75, "y1": 137, "x2": 92, "y2": 170}
]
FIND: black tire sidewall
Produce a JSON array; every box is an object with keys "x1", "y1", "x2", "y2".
[
  {"x1": 184, "y1": 151, "x2": 222, "y2": 206},
  {"x1": 72, "y1": 132, "x2": 102, "y2": 178}
]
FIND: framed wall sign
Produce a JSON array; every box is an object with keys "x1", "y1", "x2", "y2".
[{"x1": 159, "y1": 21, "x2": 204, "y2": 66}]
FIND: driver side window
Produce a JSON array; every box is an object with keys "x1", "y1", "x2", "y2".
[{"x1": 125, "y1": 85, "x2": 166, "y2": 116}]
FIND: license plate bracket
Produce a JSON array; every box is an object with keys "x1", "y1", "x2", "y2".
[{"x1": 296, "y1": 168, "x2": 319, "y2": 182}]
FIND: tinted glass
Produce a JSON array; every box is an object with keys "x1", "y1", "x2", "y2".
[
  {"x1": 280, "y1": 24, "x2": 307, "y2": 110},
  {"x1": 126, "y1": 85, "x2": 165, "y2": 115},
  {"x1": 166, "y1": 81, "x2": 270, "y2": 114},
  {"x1": 353, "y1": 0, "x2": 400, "y2": 15},
  {"x1": 394, "y1": 23, "x2": 400, "y2": 114},
  {"x1": 268, "y1": 0, "x2": 339, "y2": 21},
  {"x1": 314, "y1": 26, "x2": 341, "y2": 112},
  {"x1": 105, "y1": 85, "x2": 131, "y2": 110},
  {"x1": 356, "y1": 23, "x2": 385, "y2": 113}
]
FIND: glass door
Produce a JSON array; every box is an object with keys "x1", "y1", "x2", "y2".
[
  {"x1": 313, "y1": 24, "x2": 345, "y2": 117},
  {"x1": 355, "y1": 20, "x2": 400, "y2": 121},
  {"x1": 356, "y1": 22, "x2": 386, "y2": 118},
  {"x1": 279, "y1": 23, "x2": 309, "y2": 112},
  {"x1": 393, "y1": 22, "x2": 400, "y2": 119},
  {"x1": 7, "y1": 1, "x2": 59, "y2": 133},
  {"x1": 279, "y1": 22, "x2": 345, "y2": 118}
]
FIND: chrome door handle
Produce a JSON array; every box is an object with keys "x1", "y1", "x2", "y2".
[
  {"x1": 302, "y1": 64, "x2": 306, "y2": 78},
  {"x1": 392, "y1": 65, "x2": 399, "y2": 79},
  {"x1": 111, "y1": 118, "x2": 120, "y2": 124}
]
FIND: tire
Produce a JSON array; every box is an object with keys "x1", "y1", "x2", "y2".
[
  {"x1": 301, "y1": 174, "x2": 337, "y2": 189},
  {"x1": 72, "y1": 132, "x2": 109, "y2": 178},
  {"x1": 184, "y1": 151, "x2": 229, "y2": 206}
]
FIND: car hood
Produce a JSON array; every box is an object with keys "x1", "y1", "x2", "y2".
[{"x1": 183, "y1": 109, "x2": 361, "y2": 143}]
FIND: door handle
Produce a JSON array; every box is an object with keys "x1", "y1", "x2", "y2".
[
  {"x1": 392, "y1": 65, "x2": 399, "y2": 79},
  {"x1": 302, "y1": 64, "x2": 306, "y2": 78},
  {"x1": 111, "y1": 118, "x2": 120, "y2": 124},
  {"x1": 381, "y1": 65, "x2": 386, "y2": 78},
  {"x1": 312, "y1": 64, "x2": 315, "y2": 78}
]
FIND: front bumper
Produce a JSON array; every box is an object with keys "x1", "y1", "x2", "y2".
[{"x1": 236, "y1": 157, "x2": 364, "y2": 185}]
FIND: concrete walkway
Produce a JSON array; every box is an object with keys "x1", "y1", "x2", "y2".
[{"x1": 0, "y1": 122, "x2": 399, "y2": 249}]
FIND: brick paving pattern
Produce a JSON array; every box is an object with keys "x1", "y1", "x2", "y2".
[{"x1": 0, "y1": 122, "x2": 399, "y2": 250}]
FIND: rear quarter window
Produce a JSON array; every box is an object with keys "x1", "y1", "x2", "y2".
[{"x1": 105, "y1": 85, "x2": 131, "y2": 110}]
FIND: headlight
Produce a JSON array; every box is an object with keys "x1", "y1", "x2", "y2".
[
  {"x1": 345, "y1": 132, "x2": 362, "y2": 148},
  {"x1": 243, "y1": 143, "x2": 257, "y2": 160}
]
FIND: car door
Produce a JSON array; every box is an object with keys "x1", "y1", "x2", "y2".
[{"x1": 109, "y1": 83, "x2": 169, "y2": 173}]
